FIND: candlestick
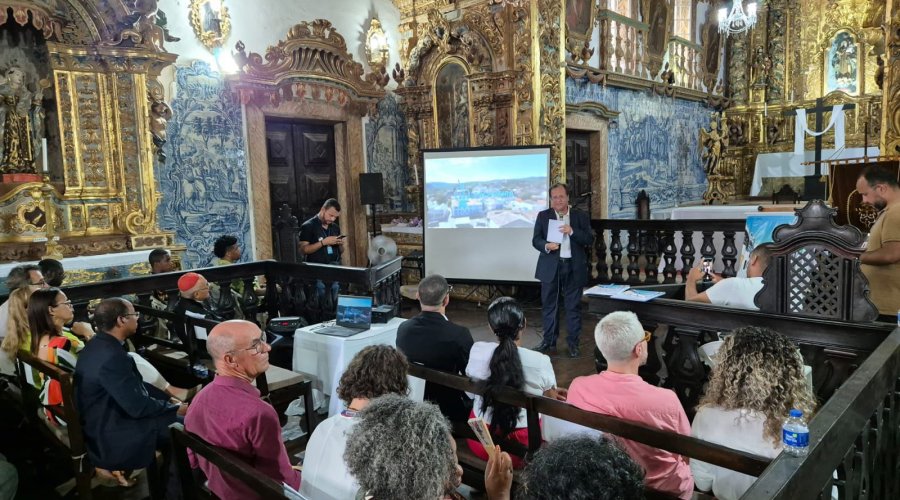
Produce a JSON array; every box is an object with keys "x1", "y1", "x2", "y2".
[
  {"x1": 764, "y1": 101, "x2": 767, "y2": 117},
  {"x1": 413, "y1": 165, "x2": 419, "y2": 185},
  {"x1": 41, "y1": 138, "x2": 48, "y2": 172}
]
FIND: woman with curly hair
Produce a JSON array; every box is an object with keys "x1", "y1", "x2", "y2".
[
  {"x1": 344, "y1": 394, "x2": 464, "y2": 500},
  {"x1": 691, "y1": 326, "x2": 817, "y2": 500},
  {"x1": 301, "y1": 345, "x2": 410, "y2": 500},
  {"x1": 466, "y1": 297, "x2": 565, "y2": 468}
]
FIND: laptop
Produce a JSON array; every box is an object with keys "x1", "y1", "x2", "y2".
[{"x1": 314, "y1": 295, "x2": 373, "y2": 337}]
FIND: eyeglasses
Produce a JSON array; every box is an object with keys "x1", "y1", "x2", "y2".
[
  {"x1": 51, "y1": 300, "x2": 73, "y2": 308},
  {"x1": 30, "y1": 279, "x2": 47, "y2": 286},
  {"x1": 228, "y1": 333, "x2": 268, "y2": 356},
  {"x1": 121, "y1": 312, "x2": 141, "y2": 318},
  {"x1": 642, "y1": 330, "x2": 652, "y2": 343}
]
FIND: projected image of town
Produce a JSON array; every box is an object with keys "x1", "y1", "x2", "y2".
[{"x1": 425, "y1": 154, "x2": 547, "y2": 229}]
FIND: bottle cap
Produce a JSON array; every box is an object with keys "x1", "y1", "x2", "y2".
[{"x1": 789, "y1": 409, "x2": 803, "y2": 418}]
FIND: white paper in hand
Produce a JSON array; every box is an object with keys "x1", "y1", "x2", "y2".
[{"x1": 547, "y1": 219, "x2": 565, "y2": 244}]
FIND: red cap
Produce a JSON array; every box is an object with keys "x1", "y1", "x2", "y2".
[{"x1": 177, "y1": 272, "x2": 202, "y2": 292}]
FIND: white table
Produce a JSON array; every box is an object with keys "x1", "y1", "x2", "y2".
[
  {"x1": 751, "y1": 147, "x2": 879, "y2": 196},
  {"x1": 292, "y1": 317, "x2": 405, "y2": 417}
]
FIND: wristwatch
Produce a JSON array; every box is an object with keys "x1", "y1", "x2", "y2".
[{"x1": 318, "y1": 236, "x2": 325, "y2": 245}]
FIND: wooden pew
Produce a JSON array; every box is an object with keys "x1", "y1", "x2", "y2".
[
  {"x1": 15, "y1": 350, "x2": 93, "y2": 499},
  {"x1": 170, "y1": 423, "x2": 304, "y2": 499},
  {"x1": 407, "y1": 364, "x2": 768, "y2": 498}
]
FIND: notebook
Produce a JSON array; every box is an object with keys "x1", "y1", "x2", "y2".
[{"x1": 314, "y1": 295, "x2": 373, "y2": 337}]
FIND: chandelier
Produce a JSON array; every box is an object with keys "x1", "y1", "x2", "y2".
[{"x1": 718, "y1": 1, "x2": 758, "y2": 36}]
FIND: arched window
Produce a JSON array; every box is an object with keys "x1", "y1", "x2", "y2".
[
  {"x1": 673, "y1": 0, "x2": 692, "y2": 40},
  {"x1": 608, "y1": 0, "x2": 631, "y2": 18}
]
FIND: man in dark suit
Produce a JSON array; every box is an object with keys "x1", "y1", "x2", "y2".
[
  {"x1": 532, "y1": 183, "x2": 593, "y2": 357},
  {"x1": 396, "y1": 274, "x2": 474, "y2": 421},
  {"x1": 75, "y1": 297, "x2": 187, "y2": 497}
]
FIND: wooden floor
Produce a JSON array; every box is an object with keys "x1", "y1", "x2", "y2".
[{"x1": 400, "y1": 296, "x2": 600, "y2": 388}]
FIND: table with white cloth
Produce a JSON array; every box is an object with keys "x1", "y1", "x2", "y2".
[
  {"x1": 0, "y1": 249, "x2": 153, "y2": 294},
  {"x1": 750, "y1": 147, "x2": 879, "y2": 196},
  {"x1": 292, "y1": 317, "x2": 405, "y2": 417}
]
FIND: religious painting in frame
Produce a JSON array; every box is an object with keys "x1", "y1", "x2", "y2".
[
  {"x1": 642, "y1": 0, "x2": 674, "y2": 74},
  {"x1": 700, "y1": 7, "x2": 722, "y2": 84},
  {"x1": 434, "y1": 60, "x2": 471, "y2": 149},
  {"x1": 566, "y1": 0, "x2": 595, "y2": 40},
  {"x1": 189, "y1": 0, "x2": 232, "y2": 51},
  {"x1": 825, "y1": 30, "x2": 860, "y2": 95}
]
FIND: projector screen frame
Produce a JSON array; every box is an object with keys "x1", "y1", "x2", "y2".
[{"x1": 420, "y1": 144, "x2": 553, "y2": 286}]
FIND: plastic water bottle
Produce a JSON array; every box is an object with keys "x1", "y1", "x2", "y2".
[{"x1": 782, "y1": 409, "x2": 809, "y2": 457}]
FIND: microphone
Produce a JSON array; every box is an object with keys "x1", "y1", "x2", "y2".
[{"x1": 577, "y1": 191, "x2": 594, "y2": 198}]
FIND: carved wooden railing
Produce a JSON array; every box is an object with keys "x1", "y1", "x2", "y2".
[
  {"x1": 743, "y1": 326, "x2": 900, "y2": 499},
  {"x1": 597, "y1": 9, "x2": 650, "y2": 80},
  {"x1": 667, "y1": 36, "x2": 702, "y2": 91},
  {"x1": 590, "y1": 219, "x2": 746, "y2": 285}
]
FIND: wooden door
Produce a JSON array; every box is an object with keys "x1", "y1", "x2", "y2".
[
  {"x1": 265, "y1": 120, "x2": 337, "y2": 227},
  {"x1": 565, "y1": 130, "x2": 591, "y2": 210}
]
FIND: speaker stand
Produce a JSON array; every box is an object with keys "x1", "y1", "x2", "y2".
[{"x1": 368, "y1": 203, "x2": 379, "y2": 239}]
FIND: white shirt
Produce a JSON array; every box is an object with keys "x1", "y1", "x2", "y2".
[
  {"x1": 705, "y1": 277, "x2": 764, "y2": 310},
  {"x1": 690, "y1": 406, "x2": 782, "y2": 500},
  {"x1": 555, "y1": 210, "x2": 572, "y2": 258},
  {"x1": 465, "y1": 341, "x2": 557, "y2": 429},
  {"x1": 300, "y1": 413, "x2": 360, "y2": 500}
]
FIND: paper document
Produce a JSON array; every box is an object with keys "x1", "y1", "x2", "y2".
[
  {"x1": 185, "y1": 310, "x2": 208, "y2": 340},
  {"x1": 547, "y1": 219, "x2": 565, "y2": 243},
  {"x1": 584, "y1": 284, "x2": 630, "y2": 296},
  {"x1": 610, "y1": 289, "x2": 665, "y2": 302}
]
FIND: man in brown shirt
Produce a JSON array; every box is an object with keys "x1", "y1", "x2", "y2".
[{"x1": 857, "y1": 165, "x2": 900, "y2": 317}]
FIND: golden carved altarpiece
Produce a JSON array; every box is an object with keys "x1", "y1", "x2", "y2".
[{"x1": 0, "y1": 0, "x2": 178, "y2": 263}]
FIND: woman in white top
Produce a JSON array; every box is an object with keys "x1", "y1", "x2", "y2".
[
  {"x1": 691, "y1": 326, "x2": 817, "y2": 500},
  {"x1": 465, "y1": 296, "x2": 565, "y2": 468},
  {"x1": 300, "y1": 345, "x2": 410, "y2": 500}
]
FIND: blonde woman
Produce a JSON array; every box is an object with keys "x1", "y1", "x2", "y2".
[
  {"x1": 691, "y1": 326, "x2": 817, "y2": 500},
  {"x1": 0, "y1": 287, "x2": 35, "y2": 375}
]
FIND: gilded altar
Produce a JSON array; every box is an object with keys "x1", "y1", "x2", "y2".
[{"x1": 0, "y1": 1, "x2": 178, "y2": 262}]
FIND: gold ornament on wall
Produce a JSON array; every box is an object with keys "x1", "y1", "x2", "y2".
[
  {"x1": 366, "y1": 18, "x2": 390, "y2": 69},
  {"x1": 189, "y1": 0, "x2": 231, "y2": 51}
]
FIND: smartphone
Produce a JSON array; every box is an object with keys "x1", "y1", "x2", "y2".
[
  {"x1": 467, "y1": 417, "x2": 496, "y2": 458},
  {"x1": 337, "y1": 235, "x2": 347, "y2": 239},
  {"x1": 701, "y1": 258, "x2": 713, "y2": 274}
]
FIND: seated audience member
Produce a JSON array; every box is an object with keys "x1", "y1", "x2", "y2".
[
  {"x1": 515, "y1": 435, "x2": 644, "y2": 500},
  {"x1": 301, "y1": 345, "x2": 409, "y2": 500},
  {"x1": 185, "y1": 320, "x2": 299, "y2": 499},
  {"x1": 691, "y1": 326, "x2": 816, "y2": 500},
  {"x1": 567, "y1": 311, "x2": 693, "y2": 499},
  {"x1": 137, "y1": 248, "x2": 178, "y2": 339},
  {"x1": 37, "y1": 259, "x2": 65, "y2": 288},
  {"x1": 149, "y1": 248, "x2": 176, "y2": 275},
  {"x1": 686, "y1": 245, "x2": 771, "y2": 310},
  {"x1": 344, "y1": 394, "x2": 464, "y2": 500},
  {"x1": 0, "y1": 453, "x2": 16, "y2": 500},
  {"x1": 396, "y1": 274, "x2": 474, "y2": 421},
  {"x1": 0, "y1": 265, "x2": 48, "y2": 349},
  {"x1": 75, "y1": 298, "x2": 187, "y2": 495},
  {"x1": 0, "y1": 287, "x2": 34, "y2": 376},
  {"x1": 212, "y1": 235, "x2": 247, "y2": 297},
  {"x1": 466, "y1": 297, "x2": 565, "y2": 468},
  {"x1": 172, "y1": 272, "x2": 221, "y2": 345}
]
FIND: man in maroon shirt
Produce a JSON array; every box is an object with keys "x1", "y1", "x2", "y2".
[{"x1": 185, "y1": 320, "x2": 300, "y2": 499}]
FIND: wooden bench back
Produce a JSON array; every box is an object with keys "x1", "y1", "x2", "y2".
[
  {"x1": 16, "y1": 349, "x2": 93, "y2": 499},
  {"x1": 170, "y1": 423, "x2": 303, "y2": 499}
]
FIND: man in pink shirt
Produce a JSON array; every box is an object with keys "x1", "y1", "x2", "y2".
[
  {"x1": 567, "y1": 311, "x2": 694, "y2": 499},
  {"x1": 185, "y1": 320, "x2": 300, "y2": 499}
]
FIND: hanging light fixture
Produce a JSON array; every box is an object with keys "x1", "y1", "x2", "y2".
[{"x1": 718, "y1": 0, "x2": 758, "y2": 36}]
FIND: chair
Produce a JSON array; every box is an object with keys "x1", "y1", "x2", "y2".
[
  {"x1": 15, "y1": 350, "x2": 93, "y2": 499},
  {"x1": 755, "y1": 200, "x2": 879, "y2": 321}
]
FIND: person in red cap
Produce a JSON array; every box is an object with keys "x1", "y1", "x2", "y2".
[{"x1": 171, "y1": 272, "x2": 219, "y2": 350}]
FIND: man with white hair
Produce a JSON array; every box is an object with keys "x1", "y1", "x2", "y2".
[{"x1": 566, "y1": 311, "x2": 693, "y2": 499}]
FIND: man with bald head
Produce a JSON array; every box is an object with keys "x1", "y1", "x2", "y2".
[{"x1": 185, "y1": 320, "x2": 300, "y2": 499}]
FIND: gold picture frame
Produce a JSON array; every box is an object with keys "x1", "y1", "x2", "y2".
[
  {"x1": 566, "y1": 0, "x2": 595, "y2": 41},
  {"x1": 189, "y1": 0, "x2": 231, "y2": 51}
]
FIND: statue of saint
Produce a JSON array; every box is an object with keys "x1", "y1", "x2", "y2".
[
  {"x1": 0, "y1": 67, "x2": 35, "y2": 174},
  {"x1": 700, "y1": 117, "x2": 729, "y2": 177}
]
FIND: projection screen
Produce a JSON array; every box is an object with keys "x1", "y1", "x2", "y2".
[{"x1": 423, "y1": 146, "x2": 550, "y2": 283}]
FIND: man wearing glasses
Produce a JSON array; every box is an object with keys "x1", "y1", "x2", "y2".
[
  {"x1": 185, "y1": 320, "x2": 300, "y2": 499},
  {"x1": 75, "y1": 297, "x2": 187, "y2": 499},
  {"x1": 396, "y1": 274, "x2": 474, "y2": 422},
  {"x1": 566, "y1": 311, "x2": 693, "y2": 499}
]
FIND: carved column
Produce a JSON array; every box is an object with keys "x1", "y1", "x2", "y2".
[
  {"x1": 882, "y1": 0, "x2": 900, "y2": 153},
  {"x1": 469, "y1": 71, "x2": 515, "y2": 147},
  {"x1": 535, "y1": 0, "x2": 565, "y2": 181}
]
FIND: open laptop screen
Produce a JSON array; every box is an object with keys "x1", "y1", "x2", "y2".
[{"x1": 335, "y1": 295, "x2": 373, "y2": 329}]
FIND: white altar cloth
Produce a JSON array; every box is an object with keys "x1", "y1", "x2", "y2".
[
  {"x1": 0, "y1": 249, "x2": 152, "y2": 292},
  {"x1": 750, "y1": 147, "x2": 879, "y2": 196}
]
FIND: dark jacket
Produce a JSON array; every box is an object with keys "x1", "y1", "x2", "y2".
[
  {"x1": 396, "y1": 311, "x2": 474, "y2": 421},
  {"x1": 532, "y1": 207, "x2": 593, "y2": 287},
  {"x1": 74, "y1": 332, "x2": 179, "y2": 470}
]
